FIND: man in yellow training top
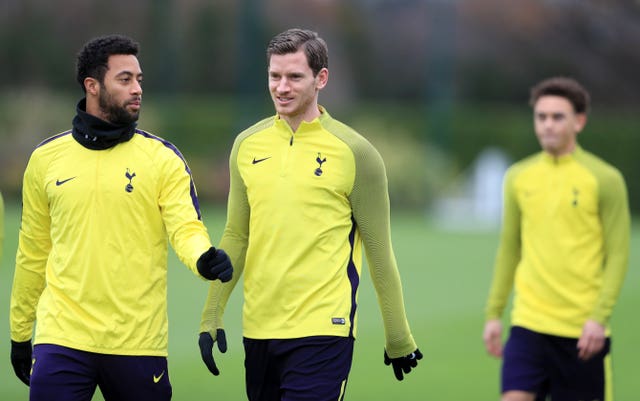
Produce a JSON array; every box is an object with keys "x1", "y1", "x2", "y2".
[
  {"x1": 483, "y1": 77, "x2": 630, "y2": 401},
  {"x1": 9, "y1": 34, "x2": 232, "y2": 401},
  {"x1": 198, "y1": 28, "x2": 421, "y2": 401}
]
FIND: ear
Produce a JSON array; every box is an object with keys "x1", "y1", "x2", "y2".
[
  {"x1": 315, "y1": 68, "x2": 329, "y2": 90},
  {"x1": 84, "y1": 77, "x2": 100, "y2": 96},
  {"x1": 574, "y1": 113, "x2": 587, "y2": 133}
]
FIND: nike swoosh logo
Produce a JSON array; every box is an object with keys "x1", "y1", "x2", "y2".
[
  {"x1": 252, "y1": 157, "x2": 271, "y2": 164},
  {"x1": 153, "y1": 371, "x2": 165, "y2": 383},
  {"x1": 56, "y1": 177, "x2": 76, "y2": 186}
]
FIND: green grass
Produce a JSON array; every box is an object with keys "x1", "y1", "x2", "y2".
[{"x1": 1, "y1": 200, "x2": 639, "y2": 400}]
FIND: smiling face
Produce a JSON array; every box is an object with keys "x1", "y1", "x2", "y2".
[
  {"x1": 268, "y1": 49, "x2": 328, "y2": 131},
  {"x1": 85, "y1": 54, "x2": 143, "y2": 125},
  {"x1": 533, "y1": 95, "x2": 586, "y2": 157}
]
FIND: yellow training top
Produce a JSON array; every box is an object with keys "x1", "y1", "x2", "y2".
[
  {"x1": 201, "y1": 108, "x2": 416, "y2": 358},
  {"x1": 486, "y1": 146, "x2": 630, "y2": 337},
  {"x1": 10, "y1": 130, "x2": 212, "y2": 356}
]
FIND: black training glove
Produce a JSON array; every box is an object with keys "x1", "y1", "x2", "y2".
[
  {"x1": 384, "y1": 348, "x2": 423, "y2": 381},
  {"x1": 198, "y1": 329, "x2": 227, "y2": 376},
  {"x1": 197, "y1": 247, "x2": 233, "y2": 282},
  {"x1": 11, "y1": 340, "x2": 33, "y2": 386}
]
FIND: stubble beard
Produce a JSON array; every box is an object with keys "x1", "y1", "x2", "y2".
[{"x1": 98, "y1": 88, "x2": 139, "y2": 126}]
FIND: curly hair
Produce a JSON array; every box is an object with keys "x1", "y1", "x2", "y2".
[
  {"x1": 529, "y1": 77, "x2": 590, "y2": 114},
  {"x1": 266, "y1": 28, "x2": 328, "y2": 77},
  {"x1": 76, "y1": 34, "x2": 139, "y2": 92}
]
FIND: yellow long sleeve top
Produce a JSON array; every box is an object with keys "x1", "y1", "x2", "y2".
[
  {"x1": 10, "y1": 130, "x2": 212, "y2": 356},
  {"x1": 201, "y1": 108, "x2": 416, "y2": 358},
  {"x1": 486, "y1": 147, "x2": 630, "y2": 337}
]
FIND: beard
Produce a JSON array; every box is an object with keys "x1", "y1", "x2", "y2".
[{"x1": 98, "y1": 87, "x2": 140, "y2": 126}]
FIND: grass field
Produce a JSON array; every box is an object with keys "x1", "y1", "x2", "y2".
[{"x1": 1, "y1": 200, "x2": 638, "y2": 400}]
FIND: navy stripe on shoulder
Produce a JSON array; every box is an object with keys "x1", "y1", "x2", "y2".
[
  {"x1": 135, "y1": 130, "x2": 192, "y2": 173},
  {"x1": 135, "y1": 129, "x2": 203, "y2": 220},
  {"x1": 35, "y1": 130, "x2": 72, "y2": 148}
]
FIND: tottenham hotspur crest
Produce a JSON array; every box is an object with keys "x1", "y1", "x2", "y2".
[
  {"x1": 125, "y1": 168, "x2": 136, "y2": 193},
  {"x1": 315, "y1": 153, "x2": 326, "y2": 176}
]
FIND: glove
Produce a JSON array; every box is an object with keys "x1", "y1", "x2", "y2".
[
  {"x1": 384, "y1": 348, "x2": 423, "y2": 381},
  {"x1": 197, "y1": 247, "x2": 233, "y2": 282},
  {"x1": 198, "y1": 329, "x2": 227, "y2": 376},
  {"x1": 11, "y1": 340, "x2": 32, "y2": 386}
]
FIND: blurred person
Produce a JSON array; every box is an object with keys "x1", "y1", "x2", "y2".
[
  {"x1": 9, "y1": 34, "x2": 233, "y2": 401},
  {"x1": 198, "y1": 28, "x2": 422, "y2": 400},
  {"x1": 483, "y1": 77, "x2": 630, "y2": 401}
]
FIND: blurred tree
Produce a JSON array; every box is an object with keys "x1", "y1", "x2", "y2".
[
  {"x1": 182, "y1": 3, "x2": 236, "y2": 93},
  {"x1": 1, "y1": 0, "x2": 640, "y2": 209},
  {"x1": 234, "y1": 0, "x2": 267, "y2": 131},
  {"x1": 146, "y1": 0, "x2": 180, "y2": 93},
  {"x1": 424, "y1": 0, "x2": 456, "y2": 153}
]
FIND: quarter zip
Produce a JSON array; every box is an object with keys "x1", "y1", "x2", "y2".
[
  {"x1": 275, "y1": 119, "x2": 296, "y2": 177},
  {"x1": 281, "y1": 134, "x2": 296, "y2": 178}
]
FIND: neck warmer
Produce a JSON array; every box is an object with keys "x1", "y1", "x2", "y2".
[{"x1": 72, "y1": 98, "x2": 137, "y2": 150}]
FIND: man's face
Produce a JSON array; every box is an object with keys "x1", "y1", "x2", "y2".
[
  {"x1": 533, "y1": 95, "x2": 586, "y2": 156},
  {"x1": 268, "y1": 49, "x2": 327, "y2": 126},
  {"x1": 97, "y1": 54, "x2": 143, "y2": 125}
]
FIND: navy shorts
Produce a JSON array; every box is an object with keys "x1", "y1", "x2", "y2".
[
  {"x1": 502, "y1": 326, "x2": 612, "y2": 401},
  {"x1": 243, "y1": 336, "x2": 354, "y2": 401},
  {"x1": 30, "y1": 344, "x2": 172, "y2": 401}
]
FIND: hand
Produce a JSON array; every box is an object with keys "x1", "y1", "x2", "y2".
[
  {"x1": 577, "y1": 319, "x2": 606, "y2": 361},
  {"x1": 483, "y1": 319, "x2": 503, "y2": 358},
  {"x1": 11, "y1": 340, "x2": 32, "y2": 386},
  {"x1": 197, "y1": 247, "x2": 233, "y2": 282},
  {"x1": 198, "y1": 329, "x2": 227, "y2": 376},
  {"x1": 384, "y1": 348, "x2": 423, "y2": 381}
]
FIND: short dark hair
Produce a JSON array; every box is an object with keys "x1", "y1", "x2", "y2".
[
  {"x1": 529, "y1": 77, "x2": 590, "y2": 114},
  {"x1": 76, "y1": 34, "x2": 139, "y2": 92},
  {"x1": 266, "y1": 28, "x2": 328, "y2": 76}
]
